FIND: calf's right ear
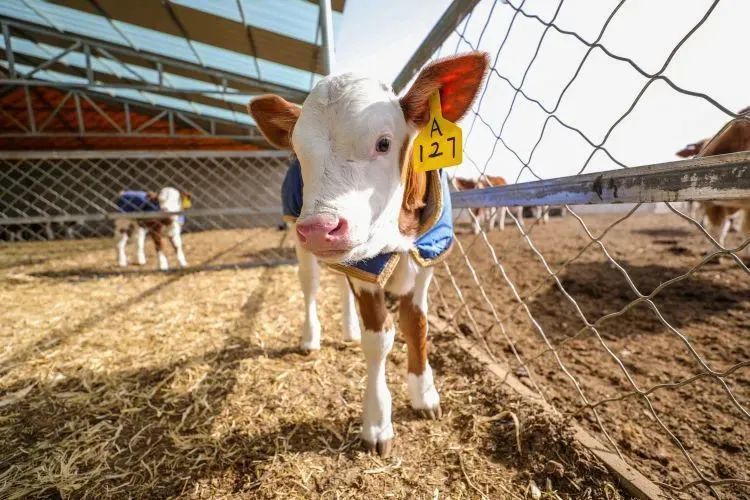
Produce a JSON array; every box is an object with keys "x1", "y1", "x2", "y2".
[{"x1": 248, "y1": 95, "x2": 301, "y2": 150}]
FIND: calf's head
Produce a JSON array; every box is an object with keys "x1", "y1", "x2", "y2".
[
  {"x1": 157, "y1": 187, "x2": 185, "y2": 213},
  {"x1": 249, "y1": 52, "x2": 489, "y2": 263}
]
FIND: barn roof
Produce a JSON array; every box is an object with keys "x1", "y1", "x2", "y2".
[{"x1": 0, "y1": 0, "x2": 344, "y2": 150}]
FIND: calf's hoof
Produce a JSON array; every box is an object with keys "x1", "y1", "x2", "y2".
[
  {"x1": 299, "y1": 340, "x2": 321, "y2": 353},
  {"x1": 361, "y1": 422, "x2": 394, "y2": 457},
  {"x1": 363, "y1": 437, "x2": 394, "y2": 458},
  {"x1": 417, "y1": 405, "x2": 442, "y2": 420}
]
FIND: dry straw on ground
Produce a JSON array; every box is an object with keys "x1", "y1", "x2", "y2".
[{"x1": 1, "y1": 229, "x2": 625, "y2": 498}]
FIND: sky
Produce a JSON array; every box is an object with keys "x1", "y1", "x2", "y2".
[{"x1": 334, "y1": 0, "x2": 750, "y2": 183}]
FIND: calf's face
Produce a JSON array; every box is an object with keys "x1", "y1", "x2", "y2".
[
  {"x1": 249, "y1": 53, "x2": 489, "y2": 264},
  {"x1": 158, "y1": 187, "x2": 182, "y2": 213}
]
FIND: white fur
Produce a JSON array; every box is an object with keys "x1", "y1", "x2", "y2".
[
  {"x1": 295, "y1": 242, "x2": 322, "y2": 351},
  {"x1": 360, "y1": 326, "x2": 395, "y2": 446},
  {"x1": 136, "y1": 226, "x2": 147, "y2": 265},
  {"x1": 338, "y1": 275, "x2": 361, "y2": 342},
  {"x1": 116, "y1": 227, "x2": 129, "y2": 267},
  {"x1": 293, "y1": 231, "x2": 361, "y2": 349},
  {"x1": 113, "y1": 187, "x2": 187, "y2": 270},
  {"x1": 157, "y1": 251, "x2": 168, "y2": 271},
  {"x1": 292, "y1": 75, "x2": 414, "y2": 263},
  {"x1": 407, "y1": 365, "x2": 440, "y2": 410}
]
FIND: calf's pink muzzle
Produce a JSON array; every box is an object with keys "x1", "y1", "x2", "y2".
[{"x1": 296, "y1": 214, "x2": 350, "y2": 254}]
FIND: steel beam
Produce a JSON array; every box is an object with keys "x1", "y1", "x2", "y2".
[
  {"x1": 0, "y1": 17, "x2": 308, "y2": 102},
  {"x1": 392, "y1": 0, "x2": 481, "y2": 93},
  {"x1": 451, "y1": 152, "x2": 750, "y2": 208},
  {"x1": 319, "y1": 0, "x2": 335, "y2": 75}
]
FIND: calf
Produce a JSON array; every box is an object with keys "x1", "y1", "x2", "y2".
[
  {"x1": 452, "y1": 176, "x2": 524, "y2": 232},
  {"x1": 249, "y1": 52, "x2": 490, "y2": 456},
  {"x1": 677, "y1": 117, "x2": 750, "y2": 256},
  {"x1": 114, "y1": 187, "x2": 191, "y2": 270}
]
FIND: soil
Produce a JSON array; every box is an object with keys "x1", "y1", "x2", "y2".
[
  {"x1": 439, "y1": 211, "x2": 749, "y2": 500},
  {"x1": 0, "y1": 228, "x2": 627, "y2": 499}
]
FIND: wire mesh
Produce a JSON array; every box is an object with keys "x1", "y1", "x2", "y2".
[
  {"x1": 416, "y1": 0, "x2": 750, "y2": 497},
  {"x1": 0, "y1": 151, "x2": 290, "y2": 242}
]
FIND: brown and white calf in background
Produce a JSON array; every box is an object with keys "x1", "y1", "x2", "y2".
[
  {"x1": 114, "y1": 187, "x2": 191, "y2": 270},
  {"x1": 452, "y1": 175, "x2": 524, "y2": 233},
  {"x1": 249, "y1": 53, "x2": 490, "y2": 456},
  {"x1": 677, "y1": 116, "x2": 750, "y2": 256}
]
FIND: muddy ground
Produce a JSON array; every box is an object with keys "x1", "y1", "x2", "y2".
[
  {"x1": 440, "y1": 210, "x2": 749, "y2": 499},
  {"x1": 0, "y1": 228, "x2": 627, "y2": 499}
]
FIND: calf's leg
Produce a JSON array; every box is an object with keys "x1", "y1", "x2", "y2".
[
  {"x1": 136, "y1": 226, "x2": 147, "y2": 265},
  {"x1": 168, "y1": 222, "x2": 188, "y2": 267},
  {"x1": 399, "y1": 267, "x2": 441, "y2": 419},
  {"x1": 295, "y1": 242, "x2": 321, "y2": 351},
  {"x1": 149, "y1": 227, "x2": 168, "y2": 270},
  {"x1": 116, "y1": 229, "x2": 129, "y2": 267},
  {"x1": 353, "y1": 281, "x2": 394, "y2": 457},
  {"x1": 338, "y1": 276, "x2": 361, "y2": 342}
]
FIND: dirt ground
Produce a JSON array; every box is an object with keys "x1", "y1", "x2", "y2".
[
  {"x1": 0, "y1": 228, "x2": 628, "y2": 499},
  {"x1": 442, "y1": 211, "x2": 749, "y2": 500}
]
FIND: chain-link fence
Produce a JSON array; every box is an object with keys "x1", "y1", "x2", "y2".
[
  {"x1": 403, "y1": 1, "x2": 750, "y2": 498},
  {"x1": 0, "y1": 150, "x2": 290, "y2": 241}
]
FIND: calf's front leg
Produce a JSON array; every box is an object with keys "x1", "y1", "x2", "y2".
[
  {"x1": 399, "y1": 267, "x2": 441, "y2": 419},
  {"x1": 116, "y1": 229, "x2": 129, "y2": 267},
  {"x1": 295, "y1": 242, "x2": 321, "y2": 351},
  {"x1": 136, "y1": 226, "x2": 147, "y2": 265},
  {"x1": 353, "y1": 281, "x2": 394, "y2": 457},
  {"x1": 338, "y1": 276, "x2": 361, "y2": 343}
]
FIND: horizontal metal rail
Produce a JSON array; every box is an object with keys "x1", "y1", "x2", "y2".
[
  {"x1": 0, "y1": 207, "x2": 280, "y2": 226},
  {"x1": 451, "y1": 152, "x2": 750, "y2": 208}
]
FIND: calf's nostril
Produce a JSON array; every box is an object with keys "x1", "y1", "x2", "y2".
[{"x1": 329, "y1": 218, "x2": 348, "y2": 237}]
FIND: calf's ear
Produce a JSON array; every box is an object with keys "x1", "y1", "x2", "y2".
[
  {"x1": 248, "y1": 95, "x2": 301, "y2": 149},
  {"x1": 675, "y1": 141, "x2": 705, "y2": 158},
  {"x1": 400, "y1": 52, "x2": 490, "y2": 127},
  {"x1": 698, "y1": 119, "x2": 750, "y2": 157}
]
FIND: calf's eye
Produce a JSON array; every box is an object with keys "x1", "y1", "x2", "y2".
[{"x1": 376, "y1": 136, "x2": 391, "y2": 153}]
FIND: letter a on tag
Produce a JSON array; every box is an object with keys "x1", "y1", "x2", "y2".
[{"x1": 412, "y1": 92, "x2": 462, "y2": 173}]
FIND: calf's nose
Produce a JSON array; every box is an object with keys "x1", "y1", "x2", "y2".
[{"x1": 296, "y1": 214, "x2": 349, "y2": 250}]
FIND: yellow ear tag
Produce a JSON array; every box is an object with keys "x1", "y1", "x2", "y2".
[
  {"x1": 411, "y1": 92, "x2": 462, "y2": 173},
  {"x1": 181, "y1": 197, "x2": 192, "y2": 210}
]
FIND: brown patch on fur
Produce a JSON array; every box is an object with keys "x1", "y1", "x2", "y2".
[
  {"x1": 676, "y1": 140, "x2": 707, "y2": 158},
  {"x1": 247, "y1": 94, "x2": 300, "y2": 149},
  {"x1": 400, "y1": 52, "x2": 490, "y2": 126},
  {"x1": 399, "y1": 135, "x2": 428, "y2": 237},
  {"x1": 356, "y1": 288, "x2": 392, "y2": 332},
  {"x1": 399, "y1": 294, "x2": 428, "y2": 375}
]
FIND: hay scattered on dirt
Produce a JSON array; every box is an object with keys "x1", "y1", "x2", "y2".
[{"x1": 0, "y1": 229, "x2": 626, "y2": 498}]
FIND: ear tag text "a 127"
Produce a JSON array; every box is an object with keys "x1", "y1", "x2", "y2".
[{"x1": 412, "y1": 92, "x2": 462, "y2": 173}]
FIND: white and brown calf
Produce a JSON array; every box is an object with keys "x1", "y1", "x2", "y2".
[
  {"x1": 452, "y1": 175, "x2": 525, "y2": 233},
  {"x1": 249, "y1": 52, "x2": 490, "y2": 456},
  {"x1": 114, "y1": 187, "x2": 190, "y2": 270},
  {"x1": 676, "y1": 117, "x2": 750, "y2": 256}
]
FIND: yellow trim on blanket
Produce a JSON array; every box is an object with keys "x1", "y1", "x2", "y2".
[
  {"x1": 327, "y1": 253, "x2": 401, "y2": 287},
  {"x1": 283, "y1": 215, "x2": 298, "y2": 223},
  {"x1": 409, "y1": 239, "x2": 454, "y2": 268}
]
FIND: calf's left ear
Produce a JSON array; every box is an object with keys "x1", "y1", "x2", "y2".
[
  {"x1": 400, "y1": 52, "x2": 490, "y2": 127},
  {"x1": 248, "y1": 95, "x2": 300, "y2": 149}
]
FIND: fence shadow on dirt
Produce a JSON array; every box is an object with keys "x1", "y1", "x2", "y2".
[
  {"x1": 0, "y1": 264, "x2": 354, "y2": 497},
  {"x1": 26, "y1": 247, "x2": 297, "y2": 282},
  {"x1": 523, "y1": 261, "x2": 749, "y2": 341}
]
